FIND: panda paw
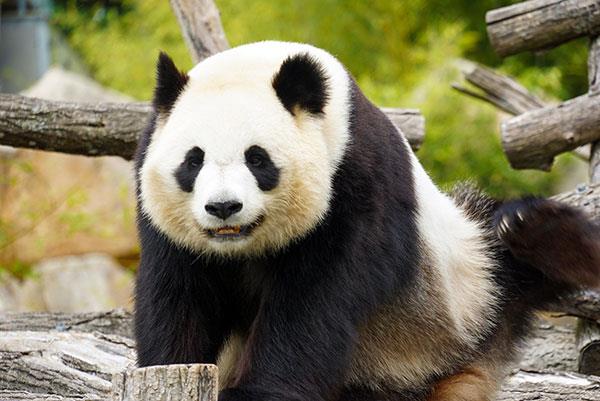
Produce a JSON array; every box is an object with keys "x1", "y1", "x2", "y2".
[
  {"x1": 495, "y1": 197, "x2": 600, "y2": 287},
  {"x1": 495, "y1": 198, "x2": 560, "y2": 248}
]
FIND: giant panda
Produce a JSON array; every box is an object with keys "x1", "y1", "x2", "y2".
[{"x1": 134, "y1": 41, "x2": 600, "y2": 401}]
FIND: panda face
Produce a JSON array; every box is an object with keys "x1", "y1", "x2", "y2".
[{"x1": 139, "y1": 43, "x2": 351, "y2": 256}]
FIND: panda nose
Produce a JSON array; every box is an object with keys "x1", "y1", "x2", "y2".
[{"x1": 205, "y1": 201, "x2": 243, "y2": 220}]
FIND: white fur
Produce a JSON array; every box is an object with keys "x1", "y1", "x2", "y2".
[
  {"x1": 140, "y1": 41, "x2": 351, "y2": 256},
  {"x1": 410, "y1": 151, "x2": 499, "y2": 343}
]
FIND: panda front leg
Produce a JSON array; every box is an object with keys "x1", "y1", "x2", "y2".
[
  {"x1": 134, "y1": 222, "x2": 233, "y2": 367},
  {"x1": 219, "y1": 258, "x2": 375, "y2": 401}
]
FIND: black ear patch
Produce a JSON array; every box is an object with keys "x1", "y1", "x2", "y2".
[
  {"x1": 272, "y1": 53, "x2": 329, "y2": 115},
  {"x1": 153, "y1": 52, "x2": 189, "y2": 115}
]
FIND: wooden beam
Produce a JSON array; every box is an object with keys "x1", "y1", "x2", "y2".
[
  {"x1": 0, "y1": 94, "x2": 426, "y2": 158},
  {"x1": 0, "y1": 309, "x2": 132, "y2": 338},
  {"x1": 0, "y1": 95, "x2": 150, "y2": 159},
  {"x1": 169, "y1": 0, "x2": 229, "y2": 63},
  {"x1": 501, "y1": 93, "x2": 600, "y2": 170},
  {"x1": 589, "y1": 36, "x2": 600, "y2": 182},
  {"x1": 486, "y1": 0, "x2": 600, "y2": 57},
  {"x1": 497, "y1": 370, "x2": 600, "y2": 400},
  {"x1": 380, "y1": 108, "x2": 425, "y2": 149},
  {"x1": 0, "y1": 330, "x2": 133, "y2": 399},
  {"x1": 452, "y1": 61, "x2": 545, "y2": 115},
  {"x1": 112, "y1": 364, "x2": 218, "y2": 401}
]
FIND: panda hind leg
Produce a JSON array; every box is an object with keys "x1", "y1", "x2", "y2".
[{"x1": 495, "y1": 197, "x2": 600, "y2": 288}]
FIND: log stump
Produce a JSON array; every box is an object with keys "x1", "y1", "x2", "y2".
[{"x1": 111, "y1": 364, "x2": 218, "y2": 401}]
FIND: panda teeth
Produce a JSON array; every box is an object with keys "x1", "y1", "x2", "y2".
[{"x1": 216, "y1": 226, "x2": 241, "y2": 235}]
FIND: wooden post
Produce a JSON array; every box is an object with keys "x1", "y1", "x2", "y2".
[
  {"x1": 111, "y1": 364, "x2": 218, "y2": 401},
  {"x1": 589, "y1": 36, "x2": 600, "y2": 182},
  {"x1": 169, "y1": 0, "x2": 230, "y2": 63}
]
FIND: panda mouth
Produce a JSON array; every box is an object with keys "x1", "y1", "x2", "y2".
[{"x1": 205, "y1": 216, "x2": 264, "y2": 240}]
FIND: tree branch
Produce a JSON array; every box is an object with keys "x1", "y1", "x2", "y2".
[
  {"x1": 169, "y1": 0, "x2": 229, "y2": 63},
  {"x1": 452, "y1": 61, "x2": 545, "y2": 116},
  {"x1": 486, "y1": 0, "x2": 600, "y2": 57},
  {"x1": 501, "y1": 93, "x2": 600, "y2": 170}
]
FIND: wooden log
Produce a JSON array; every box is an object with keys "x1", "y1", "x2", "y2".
[
  {"x1": 452, "y1": 61, "x2": 545, "y2": 115},
  {"x1": 520, "y1": 320, "x2": 578, "y2": 372},
  {"x1": 169, "y1": 0, "x2": 229, "y2": 63},
  {"x1": 0, "y1": 391, "x2": 96, "y2": 400},
  {"x1": 0, "y1": 309, "x2": 132, "y2": 338},
  {"x1": 0, "y1": 330, "x2": 135, "y2": 398},
  {"x1": 589, "y1": 37, "x2": 600, "y2": 183},
  {"x1": 0, "y1": 95, "x2": 150, "y2": 159},
  {"x1": 111, "y1": 364, "x2": 217, "y2": 401},
  {"x1": 380, "y1": 108, "x2": 425, "y2": 149},
  {"x1": 0, "y1": 94, "x2": 426, "y2": 157},
  {"x1": 501, "y1": 93, "x2": 600, "y2": 170},
  {"x1": 550, "y1": 290, "x2": 600, "y2": 323},
  {"x1": 497, "y1": 370, "x2": 600, "y2": 400},
  {"x1": 486, "y1": 0, "x2": 600, "y2": 57},
  {"x1": 550, "y1": 183, "x2": 600, "y2": 223},
  {"x1": 576, "y1": 319, "x2": 600, "y2": 376}
]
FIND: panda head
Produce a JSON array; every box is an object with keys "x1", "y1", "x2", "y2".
[{"x1": 139, "y1": 42, "x2": 351, "y2": 257}]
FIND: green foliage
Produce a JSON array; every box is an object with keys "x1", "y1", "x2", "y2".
[{"x1": 50, "y1": 0, "x2": 588, "y2": 197}]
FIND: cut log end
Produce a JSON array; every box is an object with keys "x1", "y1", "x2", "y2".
[{"x1": 111, "y1": 364, "x2": 218, "y2": 401}]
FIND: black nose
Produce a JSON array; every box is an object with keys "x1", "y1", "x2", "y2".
[{"x1": 205, "y1": 201, "x2": 243, "y2": 220}]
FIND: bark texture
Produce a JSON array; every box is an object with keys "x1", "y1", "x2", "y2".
[
  {"x1": 0, "y1": 95, "x2": 426, "y2": 156},
  {"x1": 0, "y1": 330, "x2": 135, "y2": 399},
  {"x1": 576, "y1": 319, "x2": 600, "y2": 376},
  {"x1": 486, "y1": 0, "x2": 600, "y2": 57},
  {"x1": 169, "y1": 0, "x2": 229, "y2": 63},
  {"x1": 497, "y1": 370, "x2": 600, "y2": 400},
  {"x1": 0, "y1": 309, "x2": 132, "y2": 338},
  {"x1": 452, "y1": 61, "x2": 545, "y2": 115},
  {"x1": 501, "y1": 93, "x2": 600, "y2": 170},
  {"x1": 589, "y1": 36, "x2": 600, "y2": 183},
  {"x1": 520, "y1": 321, "x2": 578, "y2": 372},
  {"x1": 551, "y1": 183, "x2": 600, "y2": 223},
  {"x1": 111, "y1": 364, "x2": 218, "y2": 401},
  {"x1": 0, "y1": 95, "x2": 150, "y2": 159}
]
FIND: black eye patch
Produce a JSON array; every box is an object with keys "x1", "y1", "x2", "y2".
[
  {"x1": 175, "y1": 147, "x2": 204, "y2": 192},
  {"x1": 245, "y1": 145, "x2": 279, "y2": 191}
]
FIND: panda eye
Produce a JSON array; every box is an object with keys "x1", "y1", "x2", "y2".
[
  {"x1": 248, "y1": 154, "x2": 264, "y2": 167},
  {"x1": 188, "y1": 158, "x2": 201, "y2": 168},
  {"x1": 185, "y1": 147, "x2": 204, "y2": 169}
]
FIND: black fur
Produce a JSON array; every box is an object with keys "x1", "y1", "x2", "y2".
[
  {"x1": 175, "y1": 147, "x2": 205, "y2": 193},
  {"x1": 153, "y1": 52, "x2": 189, "y2": 114},
  {"x1": 244, "y1": 145, "x2": 280, "y2": 191},
  {"x1": 272, "y1": 53, "x2": 329, "y2": 115}
]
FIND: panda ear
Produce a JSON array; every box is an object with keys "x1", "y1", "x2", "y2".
[
  {"x1": 272, "y1": 53, "x2": 329, "y2": 116},
  {"x1": 153, "y1": 51, "x2": 189, "y2": 115}
]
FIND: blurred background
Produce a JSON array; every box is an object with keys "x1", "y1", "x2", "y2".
[{"x1": 0, "y1": 0, "x2": 591, "y2": 312}]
